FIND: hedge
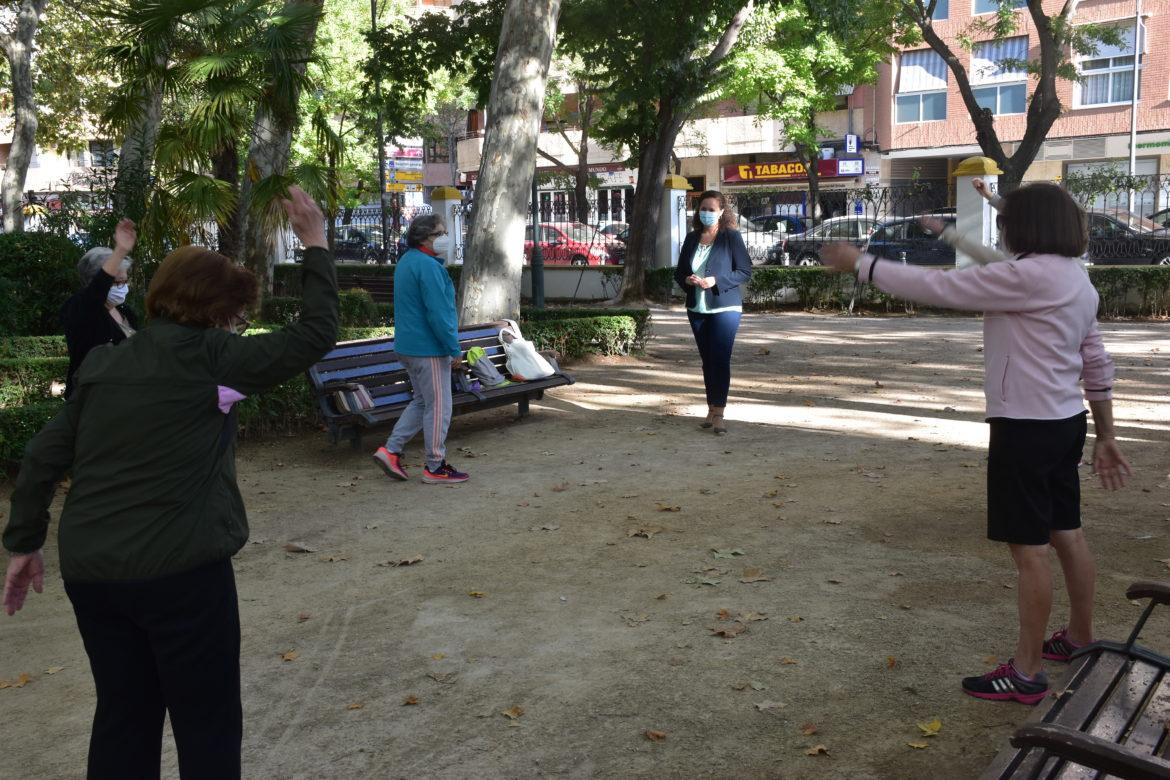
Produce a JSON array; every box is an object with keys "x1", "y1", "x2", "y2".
[
  {"x1": 0, "y1": 232, "x2": 84, "y2": 337},
  {"x1": 0, "y1": 399, "x2": 65, "y2": 464},
  {"x1": 0, "y1": 357, "x2": 68, "y2": 409},
  {"x1": 523, "y1": 307, "x2": 652, "y2": 348},
  {"x1": 523, "y1": 316, "x2": 641, "y2": 359},
  {"x1": 0, "y1": 335, "x2": 68, "y2": 359},
  {"x1": 260, "y1": 289, "x2": 388, "y2": 327}
]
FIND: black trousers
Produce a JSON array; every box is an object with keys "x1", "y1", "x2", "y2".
[{"x1": 65, "y1": 559, "x2": 242, "y2": 780}]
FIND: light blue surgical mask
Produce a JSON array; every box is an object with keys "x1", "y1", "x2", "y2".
[{"x1": 699, "y1": 210, "x2": 720, "y2": 228}]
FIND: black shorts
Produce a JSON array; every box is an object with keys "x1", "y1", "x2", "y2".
[{"x1": 986, "y1": 412, "x2": 1088, "y2": 546}]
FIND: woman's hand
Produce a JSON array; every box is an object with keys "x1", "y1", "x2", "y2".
[
  {"x1": 685, "y1": 274, "x2": 701, "y2": 287},
  {"x1": 919, "y1": 216, "x2": 947, "y2": 235},
  {"x1": 821, "y1": 243, "x2": 861, "y2": 274},
  {"x1": 3, "y1": 550, "x2": 44, "y2": 616},
  {"x1": 282, "y1": 186, "x2": 327, "y2": 250},
  {"x1": 113, "y1": 218, "x2": 137, "y2": 254},
  {"x1": 696, "y1": 276, "x2": 717, "y2": 289},
  {"x1": 1092, "y1": 438, "x2": 1132, "y2": 490}
]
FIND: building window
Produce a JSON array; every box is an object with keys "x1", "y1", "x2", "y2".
[
  {"x1": 974, "y1": 0, "x2": 1024, "y2": 15},
  {"x1": 1075, "y1": 22, "x2": 1143, "y2": 108},
  {"x1": 896, "y1": 49, "x2": 948, "y2": 123},
  {"x1": 88, "y1": 140, "x2": 115, "y2": 167},
  {"x1": 931, "y1": 0, "x2": 948, "y2": 20},
  {"x1": 425, "y1": 138, "x2": 449, "y2": 164},
  {"x1": 971, "y1": 37, "x2": 1028, "y2": 115}
]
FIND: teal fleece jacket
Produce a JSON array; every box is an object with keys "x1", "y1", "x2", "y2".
[{"x1": 392, "y1": 248, "x2": 461, "y2": 357}]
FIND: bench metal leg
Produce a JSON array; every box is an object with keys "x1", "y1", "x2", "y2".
[{"x1": 517, "y1": 396, "x2": 530, "y2": 418}]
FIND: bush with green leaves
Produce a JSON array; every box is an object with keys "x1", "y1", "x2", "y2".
[
  {"x1": 0, "y1": 232, "x2": 86, "y2": 336},
  {"x1": 0, "y1": 399, "x2": 65, "y2": 465},
  {"x1": 0, "y1": 357, "x2": 69, "y2": 409}
]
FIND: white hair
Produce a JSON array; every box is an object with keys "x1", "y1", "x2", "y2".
[{"x1": 78, "y1": 247, "x2": 132, "y2": 286}]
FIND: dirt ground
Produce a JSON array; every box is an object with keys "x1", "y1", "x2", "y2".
[{"x1": 2, "y1": 309, "x2": 1169, "y2": 779}]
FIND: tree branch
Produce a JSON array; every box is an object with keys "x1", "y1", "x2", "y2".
[
  {"x1": 536, "y1": 147, "x2": 567, "y2": 169},
  {"x1": 705, "y1": 1, "x2": 754, "y2": 69}
]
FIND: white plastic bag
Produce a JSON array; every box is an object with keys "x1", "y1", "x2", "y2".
[{"x1": 498, "y1": 320, "x2": 554, "y2": 381}]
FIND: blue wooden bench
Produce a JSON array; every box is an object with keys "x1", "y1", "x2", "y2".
[{"x1": 307, "y1": 320, "x2": 574, "y2": 448}]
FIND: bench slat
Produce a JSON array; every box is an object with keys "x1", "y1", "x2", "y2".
[
  {"x1": 1054, "y1": 661, "x2": 1163, "y2": 779},
  {"x1": 1103, "y1": 674, "x2": 1170, "y2": 778}
]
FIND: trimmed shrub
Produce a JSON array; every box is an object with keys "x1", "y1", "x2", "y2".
[
  {"x1": 0, "y1": 335, "x2": 69, "y2": 359},
  {"x1": 522, "y1": 307, "x2": 651, "y2": 347},
  {"x1": 273, "y1": 262, "x2": 460, "y2": 298},
  {"x1": 338, "y1": 289, "x2": 379, "y2": 326},
  {"x1": 645, "y1": 267, "x2": 677, "y2": 303},
  {"x1": 0, "y1": 399, "x2": 64, "y2": 464},
  {"x1": 0, "y1": 232, "x2": 86, "y2": 336},
  {"x1": 0, "y1": 357, "x2": 69, "y2": 408},
  {"x1": 1088, "y1": 266, "x2": 1170, "y2": 318},
  {"x1": 524, "y1": 316, "x2": 640, "y2": 359}
]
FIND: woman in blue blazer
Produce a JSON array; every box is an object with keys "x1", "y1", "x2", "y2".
[{"x1": 673, "y1": 190, "x2": 753, "y2": 434}]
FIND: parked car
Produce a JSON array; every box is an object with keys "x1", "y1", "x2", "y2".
[
  {"x1": 747, "y1": 214, "x2": 807, "y2": 235},
  {"x1": 866, "y1": 214, "x2": 957, "y2": 265},
  {"x1": 524, "y1": 222, "x2": 613, "y2": 265},
  {"x1": 598, "y1": 221, "x2": 629, "y2": 239},
  {"x1": 1087, "y1": 212, "x2": 1170, "y2": 265},
  {"x1": 1149, "y1": 207, "x2": 1170, "y2": 230},
  {"x1": 766, "y1": 217, "x2": 878, "y2": 265}
]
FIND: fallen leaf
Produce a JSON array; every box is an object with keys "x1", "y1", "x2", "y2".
[
  {"x1": 283, "y1": 542, "x2": 317, "y2": 554},
  {"x1": 801, "y1": 723, "x2": 818, "y2": 736},
  {"x1": 468, "y1": 591, "x2": 486, "y2": 598},
  {"x1": 655, "y1": 593, "x2": 670, "y2": 600},
  {"x1": 627, "y1": 526, "x2": 663, "y2": 539},
  {"x1": 780, "y1": 657, "x2": 799, "y2": 665},
  {"x1": 281, "y1": 650, "x2": 299, "y2": 662},
  {"x1": 755, "y1": 700, "x2": 786, "y2": 713},
  {"x1": 44, "y1": 666, "x2": 64, "y2": 675},
  {"x1": 432, "y1": 653, "x2": 446, "y2": 660},
  {"x1": 403, "y1": 695, "x2": 419, "y2": 706},
  {"x1": 501, "y1": 705, "x2": 525, "y2": 720},
  {"x1": 982, "y1": 655, "x2": 999, "y2": 666},
  {"x1": 297, "y1": 612, "x2": 312, "y2": 623},
  {"x1": 749, "y1": 681, "x2": 767, "y2": 691},
  {"x1": 739, "y1": 611, "x2": 769, "y2": 622},
  {"x1": 827, "y1": 578, "x2": 843, "y2": 585},
  {"x1": 907, "y1": 742, "x2": 929, "y2": 750},
  {"x1": 550, "y1": 483, "x2": 569, "y2": 492},
  {"x1": 531, "y1": 524, "x2": 560, "y2": 531},
  {"x1": 754, "y1": 347, "x2": 770, "y2": 355},
  {"x1": 712, "y1": 548, "x2": 746, "y2": 559},
  {"x1": 427, "y1": 671, "x2": 459, "y2": 685},
  {"x1": 710, "y1": 623, "x2": 747, "y2": 638},
  {"x1": 656, "y1": 503, "x2": 681, "y2": 512},
  {"x1": 517, "y1": 501, "x2": 530, "y2": 507},
  {"x1": 644, "y1": 729, "x2": 667, "y2": 742},
  {"x1": 1159, "y1": 558, "x2": 1170, "y2": 571},
  {"x1": 739, "y1": 567, "x2": 771, "y2": 584},
  {"x1": 806, "y1": 744, "x2": 829, "y2": 756},
  {"x1": 917, "y1": 719, "x2": 942, "y2": 737},
  {"x1": 787, "y1": 615, "x2": 803, "y2": 623},
  {"x1": 731, "y1": 681, "x2": 749, "y2": 691},
  {"x1": 823, "y1": 518, "x2": 842, "y2": 525},
  {"x1": 378, "y1": 555, "x2": 424, "y2": 567},
  {"x1": 887, "y1": 656, "x2": 897, "y2": 670},
  {"x1": 346, "y1": 702, "x2": 364, "y2": 710},
  {"x1": 715, "y1": 608, "x2": 733, "y2": 621},
  {"x1": 319, "y1": 554, "x2": 349, "y2": 563}
]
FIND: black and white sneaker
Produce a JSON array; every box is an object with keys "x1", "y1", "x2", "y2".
[{"x1": 961, "y1": 660, "x2": 1048, "y2": 705}]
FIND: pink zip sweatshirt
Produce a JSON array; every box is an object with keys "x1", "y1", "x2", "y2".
[{"x1": 856, "y1": 253, "x2": 1114, "y2": 420}]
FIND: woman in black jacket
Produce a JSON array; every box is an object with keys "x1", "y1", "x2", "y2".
[
  {"x1": 673, "y1": 190, "x2": 753, "y2": 434},
  {"x1": 60, "y1": 219, "x2": 139, "y2": 398}
]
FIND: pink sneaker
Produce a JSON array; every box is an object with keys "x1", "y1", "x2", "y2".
[{"x1": 372, "y1": 447, "x2": 408, "y2": 481}]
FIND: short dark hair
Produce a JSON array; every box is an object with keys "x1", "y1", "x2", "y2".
[
  {"x1": 406, "y1": 214, "x2": 445, "y2": 248},
  {"x1": 999, "y1": 183, "x2": 1087, "y2": 258},
  {"x1": 692, "y1": 189, "x2": 737, "y2": 233},
  {"x1": 146, "y1": 245, "x2": 259, "y2": 328}
]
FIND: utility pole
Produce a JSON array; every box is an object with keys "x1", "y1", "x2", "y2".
[
  {"x1": 530, "y1": 167, "x2": 545, "y2": 309},
  {"x1": 1127, "y1": 0, "x2": 1142, "y2": 216},
  {"x1": 371, "y1": 0, "x2": 390, "y2": 263}
]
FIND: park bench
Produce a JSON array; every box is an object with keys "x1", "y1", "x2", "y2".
[
  {"x1": 339, "y1": 274, "x2": 394, "y2": 303},
  {"x1": 307, "y1": 320, "x2": 574, "y2": 448},
  {"x1": 981, "y1": 580, "x2": 1170, "y2": 780}
]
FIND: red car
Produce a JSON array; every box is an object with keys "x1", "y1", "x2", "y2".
[{"x1": 523, "y1": 222, "x2": 614, "y2": 265}]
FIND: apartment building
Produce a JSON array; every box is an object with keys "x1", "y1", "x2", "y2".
[{"x1": 876, "y1": 0, "x2": 1170, "y2": 211}]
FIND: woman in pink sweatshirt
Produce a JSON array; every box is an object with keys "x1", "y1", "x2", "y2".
[{"x1": 822, "y1": 183, "x2": 1131, "y2": 705}]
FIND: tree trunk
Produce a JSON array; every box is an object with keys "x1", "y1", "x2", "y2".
[
  {"x1": 212, "y1": 143, "x2": 242, "y2": 258},
  {"x1": 573, "y1": 89, "x2": 593, "y2": 224},
  {"x1": 448, "y1": 126, "x2": 460, "y2": 189},
  {"x1": 0, "y1": 0, "x2": 49, "y2": 233},
  {"x1": 238, "y1": 0, "x2": 323, "y2": 294},
  {"x1": 113, "y1": 58, "x2": 166, "y2": 223},
  {"x1": 617, "y1": 109, "x2": 684, "y2": 303},
  {"x1": 458, "y1": 0, "x2": 562, "y2": 324}
]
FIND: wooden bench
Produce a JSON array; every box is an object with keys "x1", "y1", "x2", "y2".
[
  {"x1": 307, "y1": 320, "x2": 574, "y2": 448},
  {"x1": 981, "y1": 581, "x2": 1170, "y2": 780},
  {"x1": 339, "y1": 274, "x2": 394, "y2": 303}
]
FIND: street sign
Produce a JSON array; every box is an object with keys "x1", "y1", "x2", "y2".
[
  {"x1": 388, "y1": 158, "x2": 424, "y2": 171},
  {"x1": 389, "y1": 170, "x2": 424, "y2": 182},
  {"x1": 385, "y1": 182, "x2": 423, "y2": 193},
  {"x1": 845, "y1": 134, "x2": 859, "y2": 154},
  {"x1": 387, "y1": 145, "x2": 423, "y2": 158}
]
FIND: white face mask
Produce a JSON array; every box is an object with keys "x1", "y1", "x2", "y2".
[
  {"x1": 431, "y1": 235, "x2": 452, "y2": 255},
  {"x1": 107, "y1": 284, "x2": 129, "y2": 306}
]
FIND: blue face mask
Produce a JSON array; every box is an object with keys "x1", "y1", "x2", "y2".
[{"x1": 699, "y1": 210, "x2": 720, "y2": 227}]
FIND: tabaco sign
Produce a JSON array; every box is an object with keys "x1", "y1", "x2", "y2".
[{"x1": 723, "y1": 159, "x2": 857, "y2": 183}]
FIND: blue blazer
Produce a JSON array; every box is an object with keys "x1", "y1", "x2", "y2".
[{"x1": 674, "y1": 228, "x2": 753, "y2": 310}]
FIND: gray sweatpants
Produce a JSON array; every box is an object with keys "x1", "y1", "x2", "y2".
[{"x1": 385, "y1": 355, "x2": 453, "y2": 471}]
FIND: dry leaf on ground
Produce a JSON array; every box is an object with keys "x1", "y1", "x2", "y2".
[
  {"x1": 907, "y1": 742, "x2": 929, "y2": 749},
  {"x1": 468, "y1": 591, "x2": 486, "y2": 598},
  {"x1": 917, "y1": 718, "x2": 942, "y2": 737},
  {"x1": 887, "y1": 656, "x2": 897, "y2": 669},
  {"x1": 801, "y1": 723, "x2": 818, "y2": 736},
  {"x1": 501, "y1": 706, "x2": 525, "y2": 719},
  {"x1": 296, "y1": 612, "x2": 311, "y2": 623},
  {"x1": 711, "y1": 623, "x2": 747, "y2": 638},
  {"x1": 805, "y1": 744, "x2": 829, "y2": 756},
  {"x1": 403, "y1": 695, "x2": 419, "y2": 706},
  {"x1": 45, "y1": 666, "x2": 64, "y2": 675},
  {"x1": 655, "y1": 593, "x2": 670, "y2": 600},
  {"x1": 739, "y1": 611, "x2": 768, "y2": 622},
  {"x1": 628, "y1": 527, "x2": 664, "y2": 539},
  {"x1": 427, "y1": 671, "x2": 458, "y2": 685},
  {"x1": 283, "y1": 542, "x2": 317, "y2": 554},
  {"x1": 346, "y1": 702, "x2": 364, "y2": 710},
  {"x1": 755, "y1": 700, "x2": 786, "y2": 713},
  {"x1": 644, "y1": 729, "x2": 667, "y2": 742},
  {"x1": 0, "y1": 672, "x2": 33, "y2": 689},
  {"x1": 712, "y1": 548, "x2": 746, "y2": 559},
  {"x1": 656, "y1": 503, "x2": 681, "y2": 512},
  {"x1": 319, "y1": 554, "x2": 348, "y2": 563},
  {"x1": 739, "y1": 567, "x2": 771, "y2": 583},
  {"x1": 432, "y1": 653, "x2": 446, "y2": 660},
  {"x1": 280, "y1": 650, "x2": 299, "y2": 662},
  {"x1": 715, "y1": 608, "x2": 732, "y2": 621},
  {"x1": 550, "y1": 483, "x2": 569, "y2": 492},
  {"x1": 779, "y1": 657, "x2": 799, "y2": 665}
]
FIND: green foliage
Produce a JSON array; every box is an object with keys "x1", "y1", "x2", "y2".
[
  {"x1": 1089, "y1": 266, "x2": 1170, "y2": 318},
  {"x1": 1062, "y1": 167, "x2": 1153, "y2": 206},
  {"x1": 522, "y1": 307, "x2": 652, "y2": 348},
  {"x1": 0, "y1": 336, "x2": 68, "y2": 359},
  {"x1": 0, "y1": 357, "x2": 68, "y2": 408},
  {"x1": 522, "y1": 316, "x2": 642, "y2": 360},
  {"x1": 0, "y1": 400, "x2": 65, "y2": 466},
  {"x1": 272, "y1": 262, "x2": 461, "y2": 297},
  {"x1": 0, "y1": 232, "x2": 85, "y2": 336},
  {"x1": 338, "y1": 289, "x2": 380, "y2": 326},
  {"x1": 644, "y1": 268, "x2": 677, "y2": 303}
]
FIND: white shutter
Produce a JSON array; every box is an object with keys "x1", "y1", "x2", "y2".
[
  {"x1": 897, "y1": 50, "x2": 948, "y2": 93},
  {"x1": 971, "y1": 37, "x2": 1028, "y2": 84}
]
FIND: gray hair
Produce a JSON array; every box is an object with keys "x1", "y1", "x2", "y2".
[
  {"x1": 78, "y1": 247, "x2": 132, "y2": 286},
  {"x1": 406, "y1": 214, "x2": 444, "y2": 248}
]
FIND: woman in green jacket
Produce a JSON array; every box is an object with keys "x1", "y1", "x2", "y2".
[{"x1": 2, "y1": 187, "x2": 339, "y2": 779}]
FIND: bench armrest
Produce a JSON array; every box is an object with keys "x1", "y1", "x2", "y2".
[
  {"x1": 1011, "y1": 724, "x2": 1170, "y2": 780},
  {"x1": 1125, "y1": 581, "x2": 1170, "y2": 606}
]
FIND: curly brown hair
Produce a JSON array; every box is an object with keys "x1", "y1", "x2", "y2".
[
  {"x1": 146, "y1": 245, "x2": 259, "y2": 328},
  {"x1": 691, "y1": 189, "x2": 737, "y2": 233}
]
